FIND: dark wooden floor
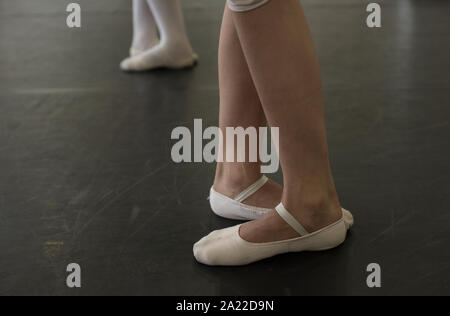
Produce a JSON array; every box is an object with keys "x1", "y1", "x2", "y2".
[{"x1": 0, "y1": 0, "x2": 449, "y2": 295}]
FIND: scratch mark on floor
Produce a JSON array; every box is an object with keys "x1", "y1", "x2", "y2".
[{"x1": 74, "y1": 162, "x2": 169, "y2": 239}]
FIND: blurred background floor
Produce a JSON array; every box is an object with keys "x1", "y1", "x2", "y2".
[{"x1": 0, "y1": 0, "x2": 449, "y2": 295}]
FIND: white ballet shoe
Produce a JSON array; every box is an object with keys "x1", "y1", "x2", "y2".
[
  {"x1": 209, "y1": 176, "x2": 272, "y2": 221},
  {"x1": 120, "y1": 44, "x2": 198, "y2": 72},
  {"x1": 193, "y1": 203, "x2": 353, "y2": 266},
  {"x1": 120, "y1": 54, "x2": 198, "y2": 71}
]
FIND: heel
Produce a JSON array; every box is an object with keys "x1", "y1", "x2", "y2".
[
  {"x1": 208, "y1": 176, "x2": 271, "y2": 221},
  {"x1": 209, "y1": 188, "x2": 270, "y2": 221}
]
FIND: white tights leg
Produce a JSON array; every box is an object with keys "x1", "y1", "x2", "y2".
[
  {"x1": 121, "y1": 0, "x2": 198, "y2": 71},
  {"x1": 130, "y1": 0, "x2": 159, "y2": 57}
]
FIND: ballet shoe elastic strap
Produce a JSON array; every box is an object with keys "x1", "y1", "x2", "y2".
[
  {"x1": 275, "y1": 203, "x2": 310, "y2": 236},
  {"x1": 234, "y1": 176, "x2": 269, "y2": 203}
]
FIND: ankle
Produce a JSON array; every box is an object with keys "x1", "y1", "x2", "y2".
[
  {"x1": 283, "y1": 190, "x2": 342, "y2": 225},
  {"x1": 214, "y1": 163, "x2": 262, "y2": 196},
  {"x1": 130, "y1": 41, "x2": 147, "y2": 53},
  {"x1": 161, "y1": 36, "x2": 185, "y2": 48},
  {"x1": 132, "y1": 33, "x2": 158, "y2": 50}
]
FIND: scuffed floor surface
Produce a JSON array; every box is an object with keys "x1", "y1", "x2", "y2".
[{"x1": 0, "y1": 0, "x2": 449, "y2": 295}]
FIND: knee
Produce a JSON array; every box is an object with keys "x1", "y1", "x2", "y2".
[{"x1": 227, "y1": 0, "x2": 271, "y2": 12}]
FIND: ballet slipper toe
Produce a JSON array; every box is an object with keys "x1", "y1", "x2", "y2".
[
  {"x1": 198, "y1": 226, "x2": 237, "y2": 249},
  {"x1": 194, "y1": 225, "x2": 245, "y2": 266},
  {"x1": 195, "y1": 229, "x2": 227, "y2": 248},
  {"x1": 121, "y1": 54, "x2": 153, "y2": 71},
  {"x1": 120, "y1": 57, "x2": 136, "y2": 71}
]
